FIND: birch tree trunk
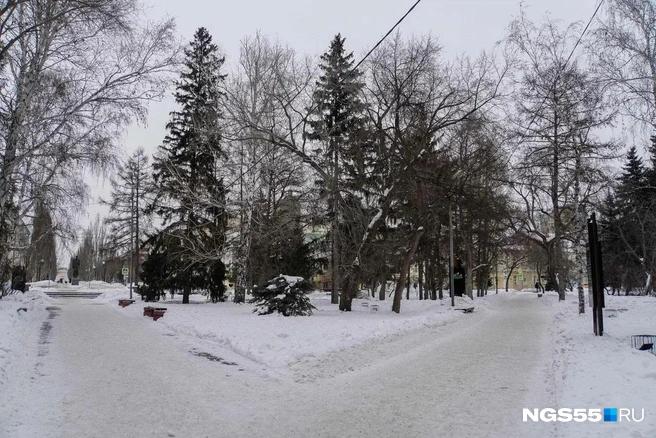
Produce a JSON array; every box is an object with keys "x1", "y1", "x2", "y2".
[{"x1": 574, "y1": 150, "x2": 586, "y2": 314}]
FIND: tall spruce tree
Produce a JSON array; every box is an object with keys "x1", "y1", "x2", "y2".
[
  {"x1": 151, "y1": 27, "x2": 228, "y2": 304},
  {"x1": 306, "y1": 34, "x2": 367, "y2": 310},
  {"x1": 602, "y1": 145, "x2": 656, "y2": 294},
  {"x1": 599, "y1": 192, "x2": 644, "y2": 293}
]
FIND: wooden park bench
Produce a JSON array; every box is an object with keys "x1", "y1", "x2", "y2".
[
  {"x1": 455, "y1": 307, "x2": 475, "y2": 313},
  {"x1": 361, "y1": 302, "x2": 369, "y2": 308},
  {"x1": 152, "y1": 308, "x2": 167, "y2": 321},
  {"x1": 118, "y1": 299, "x2": 135, "y2": 308},
  {"x1": 143, "y1": 306, "x2": 155, "y2": 317},
  {"x1": 370, "y1": 304, "x2": 379, "y2": 312}
]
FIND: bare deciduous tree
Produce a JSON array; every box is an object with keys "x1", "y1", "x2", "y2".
[
  {"x1": 590, "y1": 0, "x2": 656, "y2": 130},
  {"x1": 507, "y1": 12, "x2": 616, "y2": 304},
  {"x1": 0, "y1": 0, "x2": 179, "y2": 282}
]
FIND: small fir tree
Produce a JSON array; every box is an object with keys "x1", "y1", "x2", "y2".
[
  {"x1": 207, "y1": 260, "x2": 227, "y2": 303},
  {"x1": 249, "y1": 275, "x2": 316, "y2": 316},
  {"x1": 618, "y1": 146, "x2": 647, "y2": 209}
]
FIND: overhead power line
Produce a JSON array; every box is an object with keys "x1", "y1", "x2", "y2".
[
  {"x1": 521, "y1": 0, "x2": 606, "y2": 136},
  {"x1": 224, "y1": 0, "x2": 424, "y2": 192}
]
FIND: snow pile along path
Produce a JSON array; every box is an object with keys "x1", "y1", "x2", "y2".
[
  {"x1": 0, "y1": 292, "x2": 51, "y2": 383},
  {"x1": 0, "y1": 292, "x2": 62, "y2": 437},
  {"x1": 546, "y1": 294, "x2": 656, "y2": 438}
]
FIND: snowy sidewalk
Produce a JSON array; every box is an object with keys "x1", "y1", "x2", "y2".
[
  {"x1": 281, "y1": 293, "x2": 554, "y2": 438},
  {"x1": 1, "y1": 293, "x2": 554, "y2": 437}
]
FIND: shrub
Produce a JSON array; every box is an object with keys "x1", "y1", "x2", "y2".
[{"x1": 250, "y1": 275, "x2": 315, "y2": 316}]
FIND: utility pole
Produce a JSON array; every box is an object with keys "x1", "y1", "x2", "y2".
[
  {"x1": 449, "y1": 203, "x2": 455, "y2": 307},
  {"x1": 135, "y1": 158, "x2": 140, "y2": 292},
  {"x1": 129, "y1": 182, "x2": 134, "y2": 300}
]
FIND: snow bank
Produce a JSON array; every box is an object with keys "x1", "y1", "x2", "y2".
[
  {"x1": 0, "y1": 292, "x2": 51, "y2": 385},
  {"x1": 544, "y1": 293, "x2": 656, "y2": 437}
]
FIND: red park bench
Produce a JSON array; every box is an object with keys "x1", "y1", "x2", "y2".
[
  {"x1": 143, "y1": 306, "x2": 167, "y2": 321},
  {"x1": 118, "y1": 299, "x2": 135, "y2": 308}
]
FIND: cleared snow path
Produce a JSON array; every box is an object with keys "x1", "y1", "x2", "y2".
[
  {"x1": 284, "y1": 293, "x2": 555, "y2": 437},
  {"x1": 1, "y1": 294, "x2": 553, "y2": 438}
]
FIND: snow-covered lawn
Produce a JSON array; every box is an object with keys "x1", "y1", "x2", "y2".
[{"x1": 98, "y1": 287, "x2": 508, "y2": 374}]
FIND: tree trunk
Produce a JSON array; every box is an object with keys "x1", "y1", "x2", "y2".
[
  {"x1": 392, "y1": 230, "x2": 424, "y2": 313},
  {"x1": 552, "y1": 111, "x2": 565, "y2": 301},
  {"x1": 183, "y1": 285, "x2": 190, "y2": 304},
  {"x1": 505, "y1": 265, "x2": 516, "y2": 292},
  {"x1": 406, "y1": 263, "x2": 411, "y2": 300},
  {"x1": 331, "y1": 137, "x2": 340, "y2": 306},
  {"x1": 418, "y1": 260, "x2": 424, "y2": 300},
  {"x1": 574, "y1": 151, "x2": 586, "y2": 314},
  {"x1": 427, "y1": 258, "x2": 437, "y2": 300},
  {"x1": 466, "y1": 264, "x2": 474, "y2": 299},
  {"x1": 340, "y1": 264, "x2": 360, "y2": 311}
]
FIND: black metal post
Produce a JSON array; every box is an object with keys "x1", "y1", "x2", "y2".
[{"x1": 587, "y1": 213, "x2": 604, "y2": 336}]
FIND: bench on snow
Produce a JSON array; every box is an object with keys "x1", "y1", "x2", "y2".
[
  {"x1": 152, "y1": 308, "x2": 167, "y2": 321},
  {"x1": 361, "y1": 302, "x2": 380, "y2": 312},
  {"x1": 118, "y1": 299, "x2": 135, "y2": 307},
  {"x1": 143, "y1": 306, "x2": 168, "y2": 321},
  {"x1": 631, "y1": 335, "x2": 656, "y2": 353},
  {"x1": 455, "y1": 307, "x2": 474, "y2": 313}
]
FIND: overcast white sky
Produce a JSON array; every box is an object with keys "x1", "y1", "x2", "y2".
[
  {"x1": 84, "y1": 0, "x2": 600, "y2": 233},
  {"x1": 122, "y1": 0, "x2": 599, "y2": 157}
]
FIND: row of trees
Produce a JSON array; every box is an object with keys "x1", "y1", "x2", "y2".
[
  {"x1": 0, "y1": 0, "x2": 179, "y2": 288},
  {"x1": 100, "y1": 1, "x2": 656, "y2": 312},
  {"x1": 6, "y1": 1, "x2": 656, "y2": 309}
]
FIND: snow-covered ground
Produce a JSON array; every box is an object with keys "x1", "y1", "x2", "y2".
[
  {"x1": 546, "y1": 294, "x2": 656, "y2": 438},
  {"x1": 1, "y1": 284, "x2": 654, "y2": 437},
  {"x1": 0, "y1": 292, "x2": 51, "y2": 385},
  {"x1": 108, "y1": 290, "x2": 498, "y2": 375}
]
